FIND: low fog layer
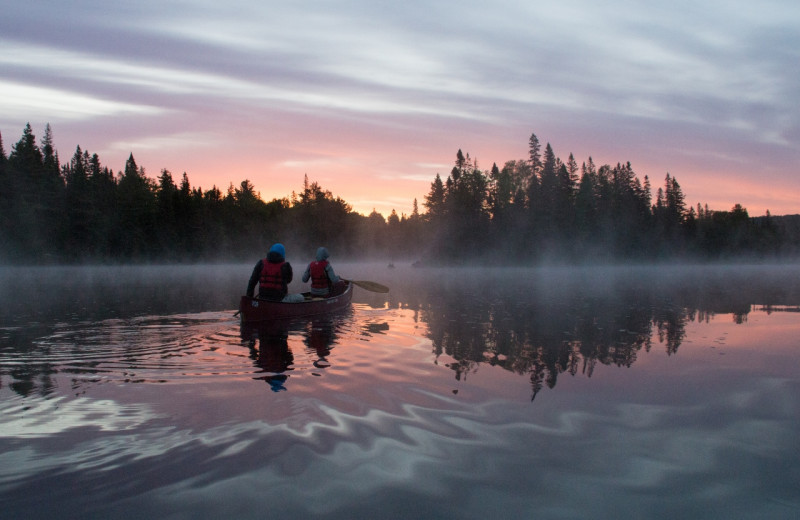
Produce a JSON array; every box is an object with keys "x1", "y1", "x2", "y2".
[{"x1": 4, "y1": 263, "x2": 800, "y2": 327}]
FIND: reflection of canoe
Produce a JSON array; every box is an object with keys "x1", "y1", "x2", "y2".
[{"x1": 239, "y1": 281, "x2": 353, "y2": 323}]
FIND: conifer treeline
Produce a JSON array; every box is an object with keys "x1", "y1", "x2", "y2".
[
  {"x1": 423, "y1": 135, "x2": 789, "y2": 262},
  {"x1": 0, "y1": 124, "x2": 794, "y2": 264}
]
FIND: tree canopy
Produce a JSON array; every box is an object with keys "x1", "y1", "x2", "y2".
[{"x1": 0, "y1": 124, "x2": 794, "y2": 264}]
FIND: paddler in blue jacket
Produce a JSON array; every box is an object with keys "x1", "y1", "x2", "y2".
[
  {"x1": 302, "y1": 247, "x2": 340, "y2": 297},
  {"x1": 247, "y1": 243, "x2": 293, "y2": 301}
]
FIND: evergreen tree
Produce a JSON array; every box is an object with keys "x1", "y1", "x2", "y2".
[
  {"x1": 446, "y1": 152, "x2": 489, "y2": 257},
  {"x1": 115, "y1": 154, "x2": 157, "y2": 258},
  {"x1": 539, "y1": 143, "x2": 557, "y2": 201},
  {"x1": 651, "y1": 173, "x2": 688, "y2": 255},
  {"x1": 664, "y1": 173, "x2": 686, "y2": 226},
  {"x1": 574, "y1": 162, "x2": 597, "y2": 242},
  {"x1": 387, "y1": 209, "x2": 400, "y2": 227},
  {"x1": 528, "y1": 133, "x2": 542, "y2": 178},
  {"x1": 0, "y1": 131, "x2": 9, "y2": 258},
  {"x1": 424, "y1": 173, "x2": 446, "y2": 222},
  {"x1": 453, "y1": 149, "x2": 466, "y2": 183},
  {"x1": 87, "y1": 153, "x2": 117, "y2": 258},
  {"x1": 9, "y1": 124, "x2": 43, "y2": 178},
  {"x1": 7, "y1": 124, "x2": 54, "y2": 257},
  {"x1": 566, "y1": 153, "x2": 579, "y2": 189},
  {"x1": 62, "y1": 146, "x2": 93, "y2": 257},
  {"x1": 155, "y1": 169, "x2": 179, "y2": 254},
  {"x1": 535, "y1": 142, "x2": 559, "y2": 241},
  {"x1": 486, "y1": 161, "x2": 508, "y2": 222},
  {"x1": 608, "y1": 162, "x2": 651, "y2": 256},
  {"x1": 403, "y1": 198, "x2": 426, "y2": 258},
  {"x1": 41, "y1": 124, "x2": 60, "y2": 180}
]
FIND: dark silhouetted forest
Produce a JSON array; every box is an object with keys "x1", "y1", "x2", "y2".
[{"x1": 1, "y1": 124, "x2": 797, "y2": 264}]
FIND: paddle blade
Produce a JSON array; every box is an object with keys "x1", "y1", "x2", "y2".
[{"x1": 350, "y1": 280, "x2": 390, "y2": 293}]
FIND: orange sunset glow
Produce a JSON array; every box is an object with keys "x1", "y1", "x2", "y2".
[{"x1": 2, "y1": 2, "x2": 799, "y2": 217}]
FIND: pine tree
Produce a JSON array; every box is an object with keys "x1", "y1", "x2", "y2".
[
  {"x1": 7, "y1": 124, "x2": 53, "y2": 258},
  {"x1": 451, "y1": 149, "x2": 467, "y2": 184},
  {"x1": 575, "y1": 163, "x2": 597, "y2": 240},
  {"x1": 566, "y1": 153, "x2": 579, "y2": 189},
  {"x1": 0, "y1": 131, "x2": 9, "y2": 257},
  {"x1": 87, "y1": 153, "x2": 117, "y2": 259},
  {"x1": 116, "y1": 153, "x2": 157, "y2": 257},
  {"x1": 536, "y1": 143, "x2": 559, "y2": 238},
  {"x1": 424, "y1": 173, "x2": 446, "y2": 221},
  {"x1": 41, "y1": 123, "x2": 59, "y2": 180},
  {"x1": 528, "y1": 133, "x2": 542, "y2": 177},
  {"x1": 62, "y1": 146, "x2": 93, "y2": 257},
  {"x1": 9, "y1": 124, "x2": 43, "y2": 177},
  {"x1": 664, "y1": 173, "x2": 686, "y2": 227},
  {"x1": 0, "y1": 131, "x2": 6, "y2": 166},
  {"x1": 487, "y1": 162, "x2": 513, "y2": 218}
]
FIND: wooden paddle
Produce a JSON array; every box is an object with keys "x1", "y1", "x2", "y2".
[{"x1": 348, "y1": 280, "x2": 390, "y2": 293}]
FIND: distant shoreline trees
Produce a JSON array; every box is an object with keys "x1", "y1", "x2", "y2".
[
  {"x1": 0, "y1": 124, "x2": 796, "y2": 264},
  {"x1": 423, "y1": 136, "x2": 793, "y2": 263}
]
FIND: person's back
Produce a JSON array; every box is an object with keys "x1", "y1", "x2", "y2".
[
  {"x1": 247, "y1": 243, "x2": 293, "y2": 301},
  {"x1": 302, "y1": 247, "x2": 340, "y2": 297}
]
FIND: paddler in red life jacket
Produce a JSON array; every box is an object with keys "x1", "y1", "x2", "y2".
[
  {"x1": 302, "y1": 247, "x2": 340, "y2": 297},
  {"x1": 246, "y1": 243, "x2": 293, "y2": 301}
]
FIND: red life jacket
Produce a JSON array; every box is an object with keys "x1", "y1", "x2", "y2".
[
  {"x1": 308, "y1": 260, "x2": 330, "y2": 290},
  {"x1": 259, "y1": 258, "x2": 285, "y2": 292}
]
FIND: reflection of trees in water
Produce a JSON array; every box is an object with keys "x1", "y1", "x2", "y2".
[
  {"x1": 758, "y1": 304, "x2": 800, "y2": 314},
  {"x1": 419, "y1": 289, "x2": 666, "y2": 400},
  {"x1": 1, "y1": 360, "x2": 58, "y2": 398},
  {"x1": 4, "y1": 265, "x2": 800, "y2": 399},
  {"x1": 388, "y1": 268, "x2": 781, "y2": 400},
  {"x1": 0, "y1": 326, "x2": 88, "y2": 398}
]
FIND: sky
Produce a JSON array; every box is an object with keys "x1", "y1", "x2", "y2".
[{"x1": 2, "y1": 0, "x2": 799, "y2": 217}]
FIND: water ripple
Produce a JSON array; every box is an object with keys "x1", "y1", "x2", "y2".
[{"x1": 0, "y1": 312, "x2": 250, "y2": 390}]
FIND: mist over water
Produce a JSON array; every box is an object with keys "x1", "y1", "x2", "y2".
[
  {"x1": 1, "y1": 262, "x2": 799, "y2": 519},
  {"x1": 4, "y1": 261, "x2": 800, "y2": 313}
]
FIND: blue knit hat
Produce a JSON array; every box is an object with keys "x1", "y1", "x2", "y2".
[{"x1": 269, "y1": 243, "x2": 285, "y2": 258}]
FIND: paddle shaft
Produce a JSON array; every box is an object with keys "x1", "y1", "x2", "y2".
[{"x1": 348, "y1": 280, "x2": 390, "y2": 293}]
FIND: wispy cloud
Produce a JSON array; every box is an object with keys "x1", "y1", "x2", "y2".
[
  {"x1": 1, "y1": 0, "x2": 799, "y2": 216},
  {"x1": 0, "y1": 80, "x2": 163, "y2": 122},
  {"x1": 107, "y1": 132, "x2": 220, "y2": 153}
]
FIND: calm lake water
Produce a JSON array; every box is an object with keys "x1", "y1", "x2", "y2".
[{"x1": 1, "y1": 263, "x2": 799, "y2": 519}]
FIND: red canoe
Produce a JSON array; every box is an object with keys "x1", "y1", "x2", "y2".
[{"x1": 239, "y1": 280, "x2": 353, "y2": 323}]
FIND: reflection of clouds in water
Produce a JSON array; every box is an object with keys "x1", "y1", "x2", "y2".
[
  {"x1": 32, "y1": 377, "x2": 792, "y2": 518},
  {"x1": 0, "y1": 396, "x2": 162, "y2": 487},
  {"x1": 481, "y1": 378, "x2": 800, "y2": 516},
  {"x1": 0, "y1": 396, "x2": 162, "y2": 438}
]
